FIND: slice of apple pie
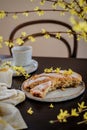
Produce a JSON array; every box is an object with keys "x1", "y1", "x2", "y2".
[{"x1": 22, "y1": 69, "x2": 82, "y2": 98}]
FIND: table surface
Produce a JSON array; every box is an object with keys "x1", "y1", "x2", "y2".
[{"x1": 1, "y1": 56, "x2": 87, "y2": 130}]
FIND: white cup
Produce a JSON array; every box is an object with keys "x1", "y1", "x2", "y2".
[{"x1": 11, "y1": 46, "x2": 32, "y2": 66}]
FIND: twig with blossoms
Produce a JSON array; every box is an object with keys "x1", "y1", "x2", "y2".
[
  {"x1": 0, "y1": 28, "x2": 79, "y2": 48},
  {"x1": 1, "y1": 61, "x2": 30, "y2": 79},
  {"x1": 0, "y1": 0, "x2": 87, "y2": 45},
  {"x1": 49, "y1": 101, "x2": 87, "y2": 125}
]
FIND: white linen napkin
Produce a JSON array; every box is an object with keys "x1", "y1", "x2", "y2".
[
  {"x1": 0, "y1": 83, "x2": 28, "y2": 130},
  {"x1": 0, "y1": 117, "x2": 15, "y2": 130},
  {"x1": 1, "y1": 90, "x2": 26, "y2": 105},
  {"x1": 0, "y1": 83, "x2": 26, "y2": 105},
  {"x1": 0, "y1": 68, "x2": 13, "y2": 88},
  {"x1": 0, "y1": 102, "x2": 28, "y2": 130}
]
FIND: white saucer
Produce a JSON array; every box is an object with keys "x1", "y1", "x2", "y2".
[{"x1": 1, "y1": 58, "x2": 38, "y2": 77}]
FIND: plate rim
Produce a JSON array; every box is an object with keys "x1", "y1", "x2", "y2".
[
  {"x1": 21, "y1": 82, "x2": 85, "y2": 102},
  {"x1": 1, "y1": 57, "x2": 38, "y2": 77}
]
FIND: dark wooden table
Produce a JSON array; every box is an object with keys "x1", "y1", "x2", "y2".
[{"x1": 1, "y1": 56, "x2": 87, "y2": 130}]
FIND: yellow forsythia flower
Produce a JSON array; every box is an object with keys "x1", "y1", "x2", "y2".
[
  {"x1": 44, "y1": 33, "x2": 50, "y2": 39},
  {"x1": 78, "y1": 101, "x2": 87, "y2": 112},
  {"x1": 34, "y1": 6, "x2": 45, "y2": 16},
  {"x1": 57, "y1": 109, "x2": 69, "y2": 122},
  {"x1": 27, "y1": 107, "x2": 34, "y2": 115},
  {"x1": 37, "y1": 10, "x2": 45, "y2": 16},
  {"x1": 71, "y1": 108, "x2": 79, "y2": 116},
  {"x1": 54, "y1": 67, "x2": 61, "y2": 73},
  {"x1": 12, "y1": 14, "x2": 18, "y2": 19},
  {"x1": 79, "y1": 0, "x2": 85, "y2": 6},
  {"x1": 57, "y1": 1, "x2": 66, "y2": 9},
  {"x1": 1, "y1": 61, "x2": 11, "y2": 67},
  {"x1": 0, "y1": 10, "x2": 6, "y2": 19},
  {"x1": 28, "y1": 36, "x2": 36, "y2": 42},
  {"x1": 12, "y1": 66, "x2": 30, "y2": 78},
  {"x1": 83, "y1": 112, "x2": 87, "y2": 120},
  {"x1": 5, "y1": 41, "x2": 14, "y2": 47},
  {"x1": 70, "y1": 17, "x2": 77, "y2": 25},
  {"x1": 44, "y1": 67, "x2": 53, "y2": 73},
  {"x1": 23, "y1": 12, "x2": 29, "y2": 17},
  {"x1": 34, "y1": 6, "x2": 39, "y2": 11},
  {"x1": 0, "y1": 36, "x2": 3, "y2": 48},
  {"x1": 67, "y1": 69, "x2": 73, "y2": 74},
  {"x1": 52, "y1": 4, "x2": 57, "y2": 9},
  {"x1": 83, "y1": 6, "x2": 87, "y2": 12},
  {"x1": 41, "y1": 28, "x2": 46, "y2": 34},
  {"x1": 16, "y1": 38, "x2": 24, "y2": 45},
  {"x1": 0, "y1": 36, "x2": 3, "y2": 43},
  {"x1": 69, "y1": 9, "x2": 77, "y2": 15},
  {"x1": 49, "y1": 103, "x2": 54, "y2": 108},
  {"x1": 0, "y1": 43, "x2": 2, "y2": 48},
  {"x1": 40, "y1": 0, "x2": 45, "y2": 5},
  {"x1": 56, "y1": 33, "x2": 61, "y2": 39},
  {"x1": 21, "y1": 32, "x2": 27, "y2": 37},
  {"x1": 73, "y1": 21, "x2": 87, "y2": 33},
  {"x1": 63, "y1": 69, "x2": 73, "y2": 75}
]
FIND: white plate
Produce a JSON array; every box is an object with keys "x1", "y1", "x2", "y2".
[
  {"x1": 21, "y1": 82, "x2": 85, "y2": 102},
  {"x1": 1, "y1": 58, "x2": 38, "y2": 77}
]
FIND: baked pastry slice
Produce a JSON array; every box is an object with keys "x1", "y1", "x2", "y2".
[
  {"x1": 22, "y1": 69, "x2": 83, "y2": 98},
  {"x1": 30, "y1": 81, "x2": 53, "y2": 98},
  {"x1": 38, "y1": 71, "x2": 82, "y2": 89},
  {"x1": 23, "y1": 76, "x2": 51, "y2": 91}
]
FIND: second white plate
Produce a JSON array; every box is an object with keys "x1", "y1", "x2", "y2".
[{"x1": 1, "y1": 58, "x2": 38, "y2": 77}]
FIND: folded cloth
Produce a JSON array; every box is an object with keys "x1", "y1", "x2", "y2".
[
  {"x1": 0, "y1": 83, "x2": 26, "y2": 105},
  {"x1": 1, "y1": 90, "x2": 26, "y2": 105},
  {"x1": 0, "y1": 117, "x2": 16, "y2": 130},
  {"x1": 0, "y1": 82, "x2": 10, "y2": 88},
  {"x1": 0, "y1": 102, "x2": 28, "y2": 130},
  {"x1": 0, "y1": 84, "x2": 17, "y2": 101},
  {"x1": 0, "y1": 83, "x2": 28, "y2": 130}
]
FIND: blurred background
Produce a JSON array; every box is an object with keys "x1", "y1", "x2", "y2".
[{"x1": 0, "y1": 0, "x2": 87, "y2": 58}]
